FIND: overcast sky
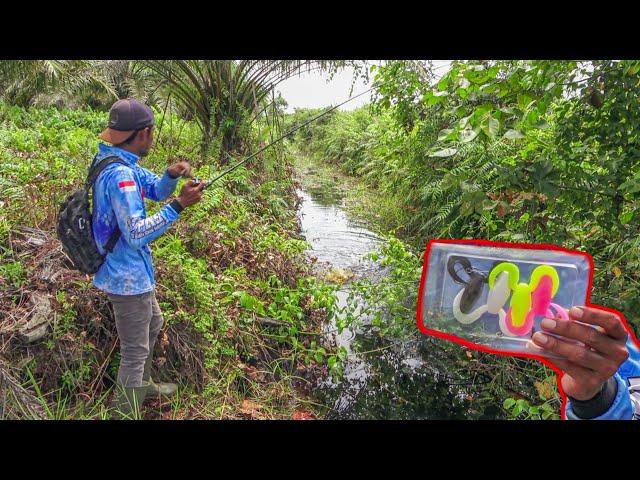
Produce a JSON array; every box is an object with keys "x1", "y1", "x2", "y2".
[{"x1": 276, "y1": 60, "x2": 453, "y2": 112}]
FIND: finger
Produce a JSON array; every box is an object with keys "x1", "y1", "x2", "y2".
[
  {"x1": 569, "y1": 307, "x2": 628, "y2": 341},
  {"x1": 547, "y1": 357, "x2": 596, "y2": 382},
  {"x1": 531, "y1": 331, "x2": 612, "y2": 374},
  {"x1": 540, "y1": 317, "x2": 621, "y2": 355},
  {"x1": 526, "y1": 341, "x2": 597, "y2": 379},
  {"x1": 196, "y1": 181, "x2": 206, "y2": 191}
]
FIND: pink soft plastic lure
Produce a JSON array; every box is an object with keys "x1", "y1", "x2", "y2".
[
  {"x1": 504, "y1": 309, "x2": 535, "y2": 336},
  {"x1": 532, "y1": 275, "x2": 554, "y2": 316},
  {"x1": 532, "y1": 276, "x2": 569, "y2": 319},
  {"x1": 503, "y1": 265, "x2": 567, "y2": 336}
]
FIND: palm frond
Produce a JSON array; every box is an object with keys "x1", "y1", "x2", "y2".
[{"x1": 139, "y1": 60, "x2": 358, "y2": 161}]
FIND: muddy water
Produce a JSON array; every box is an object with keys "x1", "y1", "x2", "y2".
[{"x1": 297, "y1": 184, "x2": 505, "y2": 419}]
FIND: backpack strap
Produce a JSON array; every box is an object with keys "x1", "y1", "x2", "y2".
[
  {"x1": 103, "y1": 228, "x2": 121, "y2": 253},
  {"x1": 86, "y1": 155, "x2": 128, "y2": 188},
  {"x1": 87, "y1": 155, "x2": 130, "y2": 253}
]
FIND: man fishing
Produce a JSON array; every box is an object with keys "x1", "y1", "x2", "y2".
[
  {"x1": 91, "y1": 98, "x2": 205, "y2": 418},
  {"x1": 84, "y1": 91, "x2": 369, "y2": 419}
]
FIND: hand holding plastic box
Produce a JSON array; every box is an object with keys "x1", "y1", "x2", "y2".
[{"x1": 417, "y1": 240, "x2": 592, "y2": 358}]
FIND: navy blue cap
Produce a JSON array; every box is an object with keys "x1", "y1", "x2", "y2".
[{"x1": 100, "y1": 98, "x2": 155, "y2": 144}]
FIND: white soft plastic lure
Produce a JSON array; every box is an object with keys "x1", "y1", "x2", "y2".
[
  {"x1": 452, "y1": 271, "x2": 509, "y2": 334},
  {"x1": 488, "y1": 271, "x2": 511, "y2": 336},
  {"x1": 452, "y1": 289, "x2": 487, "y2": 324}
]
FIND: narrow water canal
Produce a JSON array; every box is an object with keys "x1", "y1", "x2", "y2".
[{"x1": 296, "y1": 177, "x2": 505, "y2": 419}]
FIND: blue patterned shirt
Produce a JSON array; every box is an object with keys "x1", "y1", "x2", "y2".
[{"x1": 91, "y1": 143, "x2": 180, "y2": 295}]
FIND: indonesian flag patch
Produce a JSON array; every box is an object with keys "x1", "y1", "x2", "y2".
[{"x1": 118, "y1": 180, "x2": 137, "y2": 193}]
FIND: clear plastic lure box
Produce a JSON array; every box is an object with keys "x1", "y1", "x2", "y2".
[{"x1": 416, "y1": 240, "x2": 592, "y2": 358}]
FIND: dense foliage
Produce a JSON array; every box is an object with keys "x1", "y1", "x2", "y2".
[
  {"x1": 286, "y1": 60, "x2": 640, "y2": 420},
  {"x1": 290, "y1": 60, "x2": 640, "y2": 336},
  {"x1": 0, "y1": 102, "x2": 339, "y2": 419},
  {"x1": 0, "y1": 60, "x2": 360, "y2": 162}
]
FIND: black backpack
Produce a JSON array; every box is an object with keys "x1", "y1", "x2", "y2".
[{"x1": 56, "y1": 155, "x2": 128, "y2": 274}]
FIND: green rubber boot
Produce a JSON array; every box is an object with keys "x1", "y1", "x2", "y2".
[
  {"x1": 111, "y1": 381, "x2": 150, "y2": 420},
  {"x1": 143, "y1": 354, "x2": 178, "y2": 399}
]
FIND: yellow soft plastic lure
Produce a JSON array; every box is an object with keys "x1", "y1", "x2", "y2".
[
  {"x1": 489, "y1": 262, "x2": 528, "y2": 327},
  {"x1": 488, "y1": 262, "x2": 519, "y2": 290},
  {"x1": 489, "y1": 263, "x2": 561, "y2": 329}
]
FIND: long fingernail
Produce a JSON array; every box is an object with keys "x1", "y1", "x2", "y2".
[
  {"x1": 541, "y1": 318, "x2": 556, "y2": 330},
  {"x1": 533, "y1": 332, "x2": 549, "y2": 345},
  {"x1": 570, "y1": 306, "x2": 584, "y2": 319}
]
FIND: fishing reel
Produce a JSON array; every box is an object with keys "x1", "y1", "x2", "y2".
[{"x1": 190, "y1": 176, "x2": 209, "y2": 189}]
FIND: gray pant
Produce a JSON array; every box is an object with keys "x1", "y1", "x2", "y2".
[{"x1": 107, "y1": 290, "x2": 164, "y2": 387}]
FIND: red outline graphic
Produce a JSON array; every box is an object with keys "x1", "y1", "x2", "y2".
[{"x1": 415, "y1": 238, "x2": 640, "y2": 420}]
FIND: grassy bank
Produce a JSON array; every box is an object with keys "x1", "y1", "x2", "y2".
[{"x1": 0, "y1": 102, "x2": 340, "y2": 419}]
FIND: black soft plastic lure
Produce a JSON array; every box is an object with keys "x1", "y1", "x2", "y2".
[{"x1": 446, "y1": 256, "x2": 487, "y2": 314}]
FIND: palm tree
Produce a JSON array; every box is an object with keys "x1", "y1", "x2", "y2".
[
  {"x1": 93, "y1": 60, "x2": 162, "y2": 106},
  {"x1": 0, "y1": 60, "x2": 118, "y2": 108},
  {"x1": 0, "y1": 59, "x2": 368, "y2": 164},
  {"x1": 141, "y1": 60, "x2": 358, "y2": 162}
]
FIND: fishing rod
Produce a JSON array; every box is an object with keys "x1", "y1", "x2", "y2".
[{"x1": 192, "y1": 88, "x2": 373, "y2": 190}]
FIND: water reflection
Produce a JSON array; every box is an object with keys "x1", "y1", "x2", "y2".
[{"x1": 297, "y1": 186, "x2": 505, "y2": 419}]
